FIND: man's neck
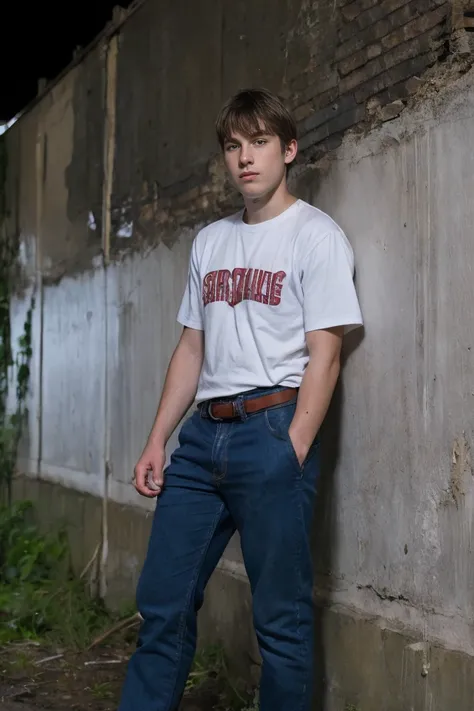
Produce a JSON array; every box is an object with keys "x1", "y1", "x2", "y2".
[{"x1": 243, "y1": 183, "x2": 297, "y2": 225}]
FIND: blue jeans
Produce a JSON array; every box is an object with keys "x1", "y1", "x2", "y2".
[{"x1": 118, "y1": 387, "x2": 321, "y2": 711}]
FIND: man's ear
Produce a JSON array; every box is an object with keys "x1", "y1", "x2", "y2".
[{"x1": 284, "y1": 139, "x2": 298, "y2": 165}]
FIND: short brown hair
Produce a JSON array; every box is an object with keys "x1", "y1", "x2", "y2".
[{"x1": 215, "y1": 88, "x2": 297, "y2": 150}]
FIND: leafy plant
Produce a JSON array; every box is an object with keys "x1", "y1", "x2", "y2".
[
  {"x1": 241, "y1": 690, "x2": 259, "y2": 710},
  {"x1": 0, "y1": 135, "x2": 7, "y2": 223},
  {"x1": 89, "y1": 681, "x2": 114, "y2": 700},
  {"x1": 0, "y1": 134, "x2": 33, "y2": 504},
  {"x1": 0, "y1": 500, "x2": 112, "y2": 648}
]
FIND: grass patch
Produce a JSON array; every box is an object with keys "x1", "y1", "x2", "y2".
[
  {"x1": 0, "y1": 500, "x2": 113, "y2": 649},
  {"x1": 89, "y1": 681, "x2": 114, "y2": 700},
  {"x1": 185, "y1": 645, "x2": 259, "y2": 710},
  {"x1": 0, "y1": 500, "x2": 260, "y2": 710}
]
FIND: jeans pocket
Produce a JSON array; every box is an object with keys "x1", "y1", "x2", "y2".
[{"x1": 264, "y1": 403, "x2": 317, "y2": 476}]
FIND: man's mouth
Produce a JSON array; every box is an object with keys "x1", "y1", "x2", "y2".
[{"x1": 240, "y1": 172, "x2": 259, "y2": 180}]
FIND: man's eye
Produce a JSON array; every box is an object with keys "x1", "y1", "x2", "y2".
[
  {"x1": 254, "y1": 139, "x2": 267, "y2": 146},
  {"x1": 226, "y1": 144, "x2": 238, "y2": 151}
]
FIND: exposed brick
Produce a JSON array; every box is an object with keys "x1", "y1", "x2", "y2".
[
  {"x1": 298, "y1": 105, "x2": 366, "y2": 151},
  {"x1": 451, "y1": 1, "x2": 466, "y2": 31},
  {"x1": 336, "y1": 0, "x2": 446, "y2": 61},
  {"x1": 339, "y1": 0, "x2": 411, "y2": 42},
  {"x1": 404, "y1": 75, "x2": 425, "y2": 93},
  {"x1": 337, "y1": 4, "x2": 448, "y2": 79},
  {"x1": 291, "y1": 85, "x2": 336, "y2": 115},
  {"x1": 340, "y1": 24, "x2": 445, "y2": 94},
  {"x1": 282, "y1": 0, "x2": 447, "y2": 157},
  {"x1": 289, "y1": 65, "x2": 339, "y2": 110},
  {"x1": 294, "y1": 102, "x2": 313, "y2": 122},
  {"x1": 314, "y1": 86, "x2": 340, "y2": 111},
  {"x1": 381, "y1": 4, "x2": 449, "y2": 50},
  {"x1": 371, "y1": 79, "x2": 412, "y2": 108},
  {"x1": 300, "y1": 94, "x2": 357, "y2": 135},
  {"x1": 338, "y1": 42, "x2": 383, "y2": 76},
  {"x1": 297, "y1": 72, "x2": 340, "y2": 105},
  {"x1": 341, "y1": 0, "x2": 380, "y2": 22},
  {"x1": 338, "y1": 0, "x2": 445, "y2": 43},
  {"x1": 381, "y1": 63, "x2": 438, "y2": 104},
  {"x1": 379, "y1": 99, "x2": 405, "y2": 120},
  {"x1": 304, "y1": 133, "x2": 345, "y2": 162},
  {"x1": 354, "y1": 49, "x2": 439, "y2": 103},
  {"x1": 292, "y1": 86, "x2": 340, "y2": 117}
]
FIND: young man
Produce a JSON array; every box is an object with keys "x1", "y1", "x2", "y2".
[{"x1": 119, "y1": 88, "x2": 363, "y2": 711}]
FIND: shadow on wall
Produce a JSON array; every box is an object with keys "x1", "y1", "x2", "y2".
[
  {"x1": 292, "y1": 161, "x2": 366, "y2": 708},
  {"x1": 312, "y1": 325, "x2": 364, "y2": 711}
]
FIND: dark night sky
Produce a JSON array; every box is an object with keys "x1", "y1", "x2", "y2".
[{"x1": 1, "y1": 3, "x2": 131, "y2": 122}]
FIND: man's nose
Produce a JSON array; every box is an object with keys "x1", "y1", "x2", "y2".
[{"x1": 239, "y1": 147, "x2": 253, "y2": 166}]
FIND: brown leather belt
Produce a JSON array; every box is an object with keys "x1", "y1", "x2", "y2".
[{"x1": 207, "y1": 387, "x2": 297, "y2": 420}]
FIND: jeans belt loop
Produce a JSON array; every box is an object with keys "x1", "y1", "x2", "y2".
[{"x1": 234, "y1": 395, "x2": 247, "y2": 422}]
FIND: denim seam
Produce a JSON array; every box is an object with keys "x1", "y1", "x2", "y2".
[
  {"x1": 165, "y1": 501, "x2": 226, "y2": 711},
  {"x1": 213, "y1": 425, "x2": 230, "y2": 481},
  {"x1": 294, "y1": 480, "x2": 311, "y2": 711},
  {"x1": 220, "y1": 423, "x2": 233, "y2": 481},
  {"x1": 211, "y1": 422, "x2": 221, "y2": 476}
]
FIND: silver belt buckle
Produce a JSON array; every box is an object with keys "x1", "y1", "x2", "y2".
[
  {"x1": 208, "y1": 401, "x2": 221, "y2": 421},
  {"x1": 208, "y1": 399, "x2": 239, "y2": 421}
]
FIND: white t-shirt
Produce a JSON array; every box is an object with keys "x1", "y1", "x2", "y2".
[{"x1": 177, "y1": 199, "x2": 363, "y2": 403}]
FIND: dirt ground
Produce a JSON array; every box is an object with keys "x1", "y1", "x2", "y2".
[{"x1": 0, "y1": 638, "x2": 222, "y2": 711}]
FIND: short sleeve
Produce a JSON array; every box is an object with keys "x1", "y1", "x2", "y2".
[
  {"x1": 177, "y1": 238, "x2": 204, "y2": 330},
  {"x1": 302, "y1": 231, "x2": 363, "y2": 334}
]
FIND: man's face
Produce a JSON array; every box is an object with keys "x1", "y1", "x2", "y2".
[{"x1": 223, "y1": 128, "x2": 296, "y2": 200}]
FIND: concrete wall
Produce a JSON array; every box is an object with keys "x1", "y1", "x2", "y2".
[
  {"x1": 199, "y1": 69, "x2": 474, "y2": 709},
  {"x1": 3, "y1": 0, "x2": 474, "y2": 708}
]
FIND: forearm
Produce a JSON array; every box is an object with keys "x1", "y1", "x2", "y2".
[
  {"x1": 289, "y1": 355, "x2": 340, "y2": 450},
  {"x1": 147, "y1": 330, "x2": 204, "y2": 447}
]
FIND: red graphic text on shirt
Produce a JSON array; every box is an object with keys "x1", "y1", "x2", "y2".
[{"x1": 202, "y1": 268, "x2": 287, "y2": 308}]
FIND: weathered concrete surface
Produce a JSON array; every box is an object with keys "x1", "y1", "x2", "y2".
[
  {"x1": 201, "y1": 568, "x2": 474, "y2": 711},
  {"x1": 12, "y1": 476, "x2": 152, "y2": 607},
  {"x1": 31, "y1": 46, "x2": 104, "y2": 282},
  {"x1": 5, "y1": 45, "x2": 105, "y2": 474},
  {"x1": 307, "y1": 68, "x2": 474, "y2": 657}
]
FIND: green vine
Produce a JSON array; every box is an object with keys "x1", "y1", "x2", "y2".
[
  {"x1": 0, "y1": 134, "x2": 34, "y2": 505},
  {"x1": 0, "y1": 133, "x2": 6, "y2": 223}
]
